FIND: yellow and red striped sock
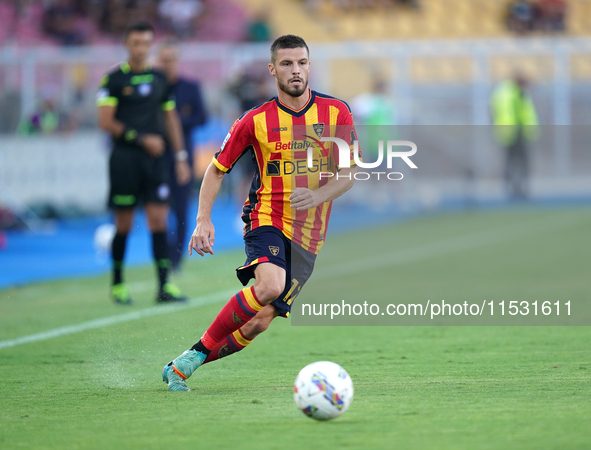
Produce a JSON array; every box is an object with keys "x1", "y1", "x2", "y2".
[
  {"x1": 199, "y1": 286, "x2": 263, "y2": 350},
  {"x1": 203, "y1": 328, "x2": 253, "y2": 364}
]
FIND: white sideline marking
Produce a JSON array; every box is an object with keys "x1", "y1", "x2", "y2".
[
  {"x1": 0, "y1": 289, "x2": 236, "y2": 350},
  {"x1": 0, "y1": 213, "x2": 582, "y2": 350}
]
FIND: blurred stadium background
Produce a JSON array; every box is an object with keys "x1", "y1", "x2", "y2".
[
  {"x1": 2, "y1": 3, "x2": 591, "y2": 448},
  {"x1": 1, "y1": 0, "x2": 590, "y2": 287}
]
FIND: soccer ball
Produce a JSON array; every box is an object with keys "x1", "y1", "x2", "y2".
[
  {"x1": 293, "y1": 361, "x2": 354, "y2": 420},
  {"x1": 93, "y1": 223, "x2": 116, "y2": 253}
]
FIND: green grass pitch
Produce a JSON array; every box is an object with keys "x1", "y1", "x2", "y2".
[{"x1": 1, "y1": 207, "x2": 590, "y2": 449}]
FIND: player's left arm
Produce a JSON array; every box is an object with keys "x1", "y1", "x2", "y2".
[
  {"x1": 290, "y1": 166, "x2": 356, "y2": 211},
  {"x1": 164, "y1": 108, "x2": 191, "y2": 186}
]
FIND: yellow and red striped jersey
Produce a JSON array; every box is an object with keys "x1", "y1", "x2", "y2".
[{"x1": 212, "y1": 89, "x2": 357, "y2": 254}]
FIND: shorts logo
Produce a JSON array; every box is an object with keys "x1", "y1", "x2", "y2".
[
  {"x1": 269, "y1": 246, "x2": 280, "y2": 256},
  {"x1": 313, "y1": 123, "x2": 325, "y2": 137},
  {"x1": 232, "y1": 311, "x2": 244, "y2": 323},
  {"x1": 157, "y1": 183, "x2": 170, "y2": 200},
  {"x1": 138, "y1": 83, "x2": 151, "y2": 96}
]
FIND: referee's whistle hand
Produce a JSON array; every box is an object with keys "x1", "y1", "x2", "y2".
[{"x1": 142, "y1": 134, "x2": 165, "y2": 157}]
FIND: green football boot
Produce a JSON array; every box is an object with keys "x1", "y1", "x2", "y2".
[
  {"x1": 156, "y1": 283, "x2": 187, "y2": 304},
  {"x1": 162, "y1": 349, "x2": 207, "y2": 391},
  {"x1": 111, "y1": 283, "x2": 133, "y2": 305}
]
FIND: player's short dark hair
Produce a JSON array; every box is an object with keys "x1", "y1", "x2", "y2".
[
  {"x1": 125, "y1": 21, "x2": 154, "y2": 38},
  {"x1": 270, "y1": 35, "x2": 309, "y2": 64}
]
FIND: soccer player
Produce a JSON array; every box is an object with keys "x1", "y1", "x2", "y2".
[
  {"x1": 162, "y1": 35, "x2": 358, "y2": 391},
  {"x1": 97, "y1": 22, "x2": 191, "y2": 305},
  {"x1": 157, "y1": 39, "x2": 208, "y2": 272}
]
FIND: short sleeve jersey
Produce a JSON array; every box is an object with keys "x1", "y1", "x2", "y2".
[
  {"x1": 213, "y1": 89, "x2": 358, "y2": 255},
  {"x1": 96, "y1": 62, "x2": 175, "y2": 141}
]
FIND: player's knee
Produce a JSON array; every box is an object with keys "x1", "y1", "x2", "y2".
[
  {"x1": 115, "y1": 210, "x2": 133, "y2": 233},
  {"x1": 267, "y1": 282, "x2": 284, "y2": 301},
  {"x1": 147, "y1": 217, "x2": 166, "y2": 232},
  {"x1": 116, "y1": 224, "x2": 132, "y2": 234},
  {"x1": 255, "y1": 280, "x2": 284, "y2": 303}
]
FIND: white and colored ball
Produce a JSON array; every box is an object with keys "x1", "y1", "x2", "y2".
[
  {"x1": 93, "y1": 223, "x2": 116, "y2": 253},
  {"x1": 293, "y1": 361, "x2": 354, "y2": 421}
]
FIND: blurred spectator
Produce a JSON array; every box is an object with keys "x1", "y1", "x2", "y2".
[
  {"x1": 17, "y1": 98, "x2": 62, "y2": 135},
  {"x1": 306, "y1": 0, "x2": 420, "y2": 12},
  {"x1": 351, "y1": 76, "x2": 397, "y2": 209},
  {"x1": 226, "y1": 67, "x2": 271, "y2": 211},
  {"x1": 490, "y1": 72, "x2": 540, "y2": 200},
  {"x1": 227, "y1": 67, "x2": 271, "y2": 112},
  {"x1": 538, "y1": 0, "x2": 566, "y2": 32},
  {"x1": 42, "y1": 0, "x2": 87, "y2": 45},
  {"x1": 0, "y1": 0, "x2": 17, "y2": 43},
  {"x1": 158, "y1": 0, "x2": 203, "y2": 38},
  {"x1": 99, "y1": 0, "x2": 134, "y2": 37},
  {"x1": 397, "y1": 0, "x2": 420, "y2": 8},
  {"x1": 15, "y1": 83, "x2": 80, "y2": 134},
  {"x1": 247, "y1": 9, "x2": 272, "y2": 42},
  {"x1": 351, "y1": 77, "x2": 396, "y2": 127},
  {"x1": 157, "y1": 39, "x2": 208, "y2": 271},
  {"x1": 7, "y1": 0, "x2": 245, "y2": 44},
  {"x1": 507, "y1": 0, "x2": 535, "y2": 34},
  {"x1": 507, "y1": 0, "x2": 567, "y2": 34}
]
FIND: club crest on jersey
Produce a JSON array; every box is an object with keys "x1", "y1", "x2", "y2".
[
  {"x1": 122, "y1": 86, "x2": 133, "y2": 96},
  {"x1": 268, "y1": 246, "x2": 280, "y2": 256},
  {"x1": 313, "y1": 123, "x2": 325, "y2": 137},
  {"x1": 138, "y1": 83, "x2": 151, "y2": 96}
]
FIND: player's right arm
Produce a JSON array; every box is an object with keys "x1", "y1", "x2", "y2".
[
  {"x1": 96, "y1": 74, "x2": 164, "y2": 157},
  {"x1": 188, "y1": 162, "x2": 225, "y2": 257}
]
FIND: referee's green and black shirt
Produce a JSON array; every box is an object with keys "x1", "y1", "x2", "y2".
[{"x1": 96, "y1": 62, "x2": 176, "y2": 145}]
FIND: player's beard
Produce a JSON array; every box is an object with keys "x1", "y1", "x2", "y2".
[{"x1": 278, "y1": 77, "x2": 308, "y2": 98}]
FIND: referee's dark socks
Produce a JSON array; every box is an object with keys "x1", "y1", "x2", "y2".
[
  {"x1": 152, "y1": 231, "x2": 170, "y2": 289},
  {"x1": 112, "y1": 233, "x2": 128, "y2": 285}
]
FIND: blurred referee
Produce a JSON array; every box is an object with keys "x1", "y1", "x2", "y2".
[{"x1": 97, "y1": 22, "x2": 190, "y2": 305}]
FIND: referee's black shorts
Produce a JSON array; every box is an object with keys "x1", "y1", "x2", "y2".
[{"x1": 108, "y1": 144, "x2": 170, "y2": 209}]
